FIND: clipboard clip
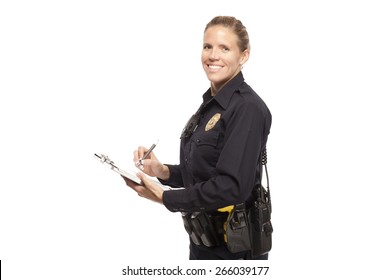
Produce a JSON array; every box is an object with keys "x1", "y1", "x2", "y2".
[{"x1": 94, "y1": 153, "x2": 118, "y2": 170}]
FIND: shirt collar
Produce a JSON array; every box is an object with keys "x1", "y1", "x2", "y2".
[{"x1": 202, "y1": 72, "x2": 245, "y2": 110}]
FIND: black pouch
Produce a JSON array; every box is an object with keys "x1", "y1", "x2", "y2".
[
  {"x1": 225, "y1": 203, "x2": 252, "y2": 253},
  {"x1": 181, "y1": 212, "x2": 202, "y2": 246},
  {"x1": 190, "y1": 212, "x2": 220, "y2": 247}
]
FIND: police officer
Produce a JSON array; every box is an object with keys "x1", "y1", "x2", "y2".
[{"x1": 123, "y1": 16, "x2": 272, "y2": 260}]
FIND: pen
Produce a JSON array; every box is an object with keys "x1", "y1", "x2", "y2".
[{"x1": 136, "y1": 140, "x2": 159, "y2": 167}]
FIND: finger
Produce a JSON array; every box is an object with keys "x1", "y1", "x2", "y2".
[
  {"x1": 133, "y1": 149, "x2": 139, "y2": 163},
  {"x1": 138, "y1": 146, "x2": 148, "y2": 160},
  {"x1": 133, "y1": 185, "x2": 147, "y2": 197},
  {"x1": 137, "y1": 172, "x2": 151, "y2": 187},
  {"x1": 133, "y1": 146, "x2": 147, "y2": 163},
  {"x1": 134, "y1": 146, "x2": 150, "y2": 168},
  {"x1": 137, "y1": 173, "x2": 159, "y2": 193}
]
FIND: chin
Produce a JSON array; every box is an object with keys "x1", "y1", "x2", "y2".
[{"x1": 206, "y1": 72, "x2": 224, "y2": 81}]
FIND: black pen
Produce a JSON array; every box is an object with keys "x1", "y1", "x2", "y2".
[{"x1": 136, "y1": 140, "x2": 159, "y2": 167}]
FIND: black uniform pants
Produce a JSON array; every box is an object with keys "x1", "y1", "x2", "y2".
[{"x1": 189, "y1": 240, "x2": 268, "y2": 260}]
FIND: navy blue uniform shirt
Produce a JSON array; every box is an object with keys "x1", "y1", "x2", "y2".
[{"x1": 161, "y1": 72, "x2": 271, "y2": 213}]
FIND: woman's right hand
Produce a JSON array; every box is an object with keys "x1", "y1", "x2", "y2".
[{"x1": 133, "y1": 146, "x2": 170, "y2": 180}]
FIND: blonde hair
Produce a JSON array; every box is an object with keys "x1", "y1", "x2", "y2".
[{"x1": 204, "y1": 16, "x2": 250, "y2": 52}]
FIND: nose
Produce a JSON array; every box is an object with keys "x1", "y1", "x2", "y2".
[{"x1": 209, "y1": 48, "x2": 220, "y2": 60}]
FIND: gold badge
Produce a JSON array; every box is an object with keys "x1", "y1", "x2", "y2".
[{"x1": 205, "y1": 113, "x2": 221, "y2": 131}]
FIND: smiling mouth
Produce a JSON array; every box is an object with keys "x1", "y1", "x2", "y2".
[{"x1": 208, "y1": 64, "x2": 223, "y2": 71}]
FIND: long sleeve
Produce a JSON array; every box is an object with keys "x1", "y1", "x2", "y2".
[{"x1": 158, "y1": 164, "x2": 183, "y2": 188}]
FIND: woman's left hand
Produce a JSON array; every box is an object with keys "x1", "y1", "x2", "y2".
[{"x1": 122, "y1": 172, "x2": 164, "y2": 204}]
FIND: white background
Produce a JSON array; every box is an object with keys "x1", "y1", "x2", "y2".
[{"x1": 1, "y1": 0, "x2": 389, "y2": 279}]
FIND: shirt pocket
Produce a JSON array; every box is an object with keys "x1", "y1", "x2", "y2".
[
  {"x1": 194, "y1": 129, "x2": 220, "y2": 147},
  {"x1": 190, "y1": 129, "x2": 221, "y2": 177}
]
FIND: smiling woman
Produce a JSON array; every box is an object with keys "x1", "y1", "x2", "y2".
[
  {"x1": 202, "y1": 17, "x2": 250, "y2": 95},
  {"x1": 122, "y1": 15, "x2": 272, "y2": 260}
]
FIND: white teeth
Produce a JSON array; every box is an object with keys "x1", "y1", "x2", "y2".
[{"x1": 209, "y1": 65, "x2": 222, "y2": 69}]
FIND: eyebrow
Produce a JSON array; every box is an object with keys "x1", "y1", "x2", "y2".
[{"x1": 203, "y1": 42, "x2": 231, "y2": 49}]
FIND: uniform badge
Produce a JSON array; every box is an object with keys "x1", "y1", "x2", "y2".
[{"x1": 205, "y1": 113, "x2": 221, "y2": 131}]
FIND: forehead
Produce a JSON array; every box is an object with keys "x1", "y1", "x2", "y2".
[{"x1": 203, "y1": 25, "x2": 238, "y2": 44}]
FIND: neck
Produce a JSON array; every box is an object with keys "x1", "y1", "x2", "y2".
[{"x1": 210, "y1": 84, "x2": 220, "y2": 96}]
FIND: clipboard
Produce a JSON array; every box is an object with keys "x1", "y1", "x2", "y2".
[{"x1": 94, "y1": 153, "x2": 142, "y2": 184}]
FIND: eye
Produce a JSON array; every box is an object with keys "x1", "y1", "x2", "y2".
[
  {"x1": 221, "y1": 46, "x2": 230, "y2": 52},
  {"x1": 203, "y1": 44, "x2": 212, "y2": 50}
]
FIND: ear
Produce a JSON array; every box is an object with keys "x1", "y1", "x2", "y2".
[{"x1": 240, "y1": 49, "x2": 250, "y2": 65}]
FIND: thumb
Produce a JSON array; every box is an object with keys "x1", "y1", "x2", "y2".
[
  {"x1": 136, "y1": 172, "x2": 163, "y2": 203},
  {"x1": 136, "y1": 172, "x2": 152, "y2": 187}
]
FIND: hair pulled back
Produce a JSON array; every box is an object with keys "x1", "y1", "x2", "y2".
[{"x1": 204, "y1": 16, "x2": 250, "y2": 52}]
